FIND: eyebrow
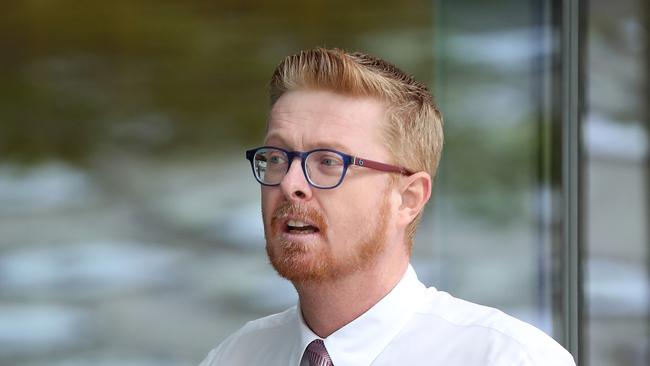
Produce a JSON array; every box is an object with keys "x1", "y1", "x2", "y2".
[
  {"x1": 264, "y1": 133, "x2": 353, "y2": 154},
  {"x1": 308, "y1": 140, "x2": 352, "y2": 153}
]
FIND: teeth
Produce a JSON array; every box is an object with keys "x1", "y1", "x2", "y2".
[{"x1": 287, "y1": 219, "x2": 309, "y2": 228}]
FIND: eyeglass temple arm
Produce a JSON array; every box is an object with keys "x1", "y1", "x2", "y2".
[{"x1": 352, "y1": 156, "x2": 414, "y2": 176}]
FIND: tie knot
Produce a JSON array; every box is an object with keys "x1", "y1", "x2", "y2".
[{"x1": 305, "y1": 339, "x2": 333, "y2": 366}]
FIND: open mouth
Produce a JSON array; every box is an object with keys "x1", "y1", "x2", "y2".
[{"x1": 285, "y1": 219, "x2": 320, "y2": 235}]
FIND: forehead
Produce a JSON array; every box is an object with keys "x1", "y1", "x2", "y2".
[{"x1": 265, "y1": 90, "x2": 387, "y2": 154}]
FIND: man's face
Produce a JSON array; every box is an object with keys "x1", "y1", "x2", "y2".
[{"x1": 262, "y1": 90, "x2": 399, "y2": 283}]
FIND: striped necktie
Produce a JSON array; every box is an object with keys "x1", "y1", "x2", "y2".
[{"x1": 305, "y1": 339, "x2": 333, "y2": 366}]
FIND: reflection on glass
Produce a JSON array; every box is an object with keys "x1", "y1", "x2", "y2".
[
  {"x1": 584, "y1": 0, "x2": 649, "y2": 365},
  {"x1": 429, "y1": 0, "x2": 558, "y2": 338},
  {"x1": 0, "y1": 1, "x2": 435, "y2": 365},
  {"x1": 1, "y1": 1, "x2": 647, "y2": 365}
]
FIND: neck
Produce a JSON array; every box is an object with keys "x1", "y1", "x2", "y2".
[{"x1": 295, "y1": 258, "x2": 408, "y2": 338}]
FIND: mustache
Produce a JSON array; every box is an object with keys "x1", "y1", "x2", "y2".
[{"x1": 271, "y1": 202, "x2": 327, "y2": 232}]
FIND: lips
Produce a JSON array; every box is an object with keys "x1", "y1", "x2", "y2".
[
  {"x1": 285, "y1": 219, "x2": 320, "y2": 234},
  {"x1": 271, "y1": 203, "x2": 326, "y2": 238}
]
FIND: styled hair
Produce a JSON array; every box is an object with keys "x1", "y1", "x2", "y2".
[{"x1": 269, "y1": 47, "x2": 444, "y2": 247}]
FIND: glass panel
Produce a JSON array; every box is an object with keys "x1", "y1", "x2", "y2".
[
  {"x1": 426, "y1": 0, "x2": 563, "y2": 340},
  {"x1": 11, "y1": 1, "x2": 648, "y2": 365},
  {"x1": 0, "y1": 1, "x2": 436, "y2": 365},
  {"x1": 583, "y1": 0, "x2": 650, "y2": 364}
]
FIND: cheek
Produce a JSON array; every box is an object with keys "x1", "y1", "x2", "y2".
[
  {"x1": 327, "y1": 189, "x2": 376, "y2": 238},
  {"x1": 261, "y1": 188, "x2": 278, "y2": 224},
  {"x1": 340, "y1": 179, "x2": 393, "y2": 229}
]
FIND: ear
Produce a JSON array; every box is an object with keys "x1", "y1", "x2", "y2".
[{"x1": 396, "y1": 172, "x2": 432, "y2": 228}]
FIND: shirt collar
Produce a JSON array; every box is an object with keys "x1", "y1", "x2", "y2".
[{"x1": 294, "y1": 264, "x2": 426, "y2": 366}]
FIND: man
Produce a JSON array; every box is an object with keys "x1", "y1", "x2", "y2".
[{"x1": 200, "y1": 48, "x2": 576, "y2": 365}]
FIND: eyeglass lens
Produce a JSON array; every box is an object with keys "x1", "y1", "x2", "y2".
[{"x1": 252, "y1": 148, "x2": 345, "y2": 188}]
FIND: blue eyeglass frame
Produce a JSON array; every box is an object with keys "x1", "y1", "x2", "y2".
[{"x1": 245, "y1": 146, "x2": 414, "y2": 189}]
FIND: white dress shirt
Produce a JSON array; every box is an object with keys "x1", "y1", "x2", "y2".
[{"x1": 200, "y1": 265, "x2": 576, "y2": 366}]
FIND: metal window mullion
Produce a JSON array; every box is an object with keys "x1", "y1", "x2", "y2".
[{"x1": 561, "y1": 0, "x2": 582, "y2": 362}]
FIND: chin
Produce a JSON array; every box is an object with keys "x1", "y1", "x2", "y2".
[{"x1": 266, "y1": 238, "x2": 333, "y2": 283}]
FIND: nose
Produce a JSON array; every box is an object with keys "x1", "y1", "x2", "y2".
[{"x1": 279, "y1": 157, "x2": 313, "y2": 201}]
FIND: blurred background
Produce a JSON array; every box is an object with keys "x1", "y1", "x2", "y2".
[{"x1": 0, "y1": 0, "x2": 647, "y2": 365}]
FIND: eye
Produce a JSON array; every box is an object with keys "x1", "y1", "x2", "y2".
[
  {"x1": 269, "y1": 153, "x2": 287, "y2": 164},
  {"x1": 320, "y1": 155, "x2": 343, "y2": 166}
]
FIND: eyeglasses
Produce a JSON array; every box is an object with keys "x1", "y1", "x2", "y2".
[{"x1": 245, "y1": 146, "x2": 414, "y2": 189}]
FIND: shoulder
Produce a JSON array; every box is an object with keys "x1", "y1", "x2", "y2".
[
  {"x1": 406, "y1": 288, "x2": 576, "y2": 365},
  {"x1": 199, "y1": 306, "x2": 299, "y2": 366}
]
